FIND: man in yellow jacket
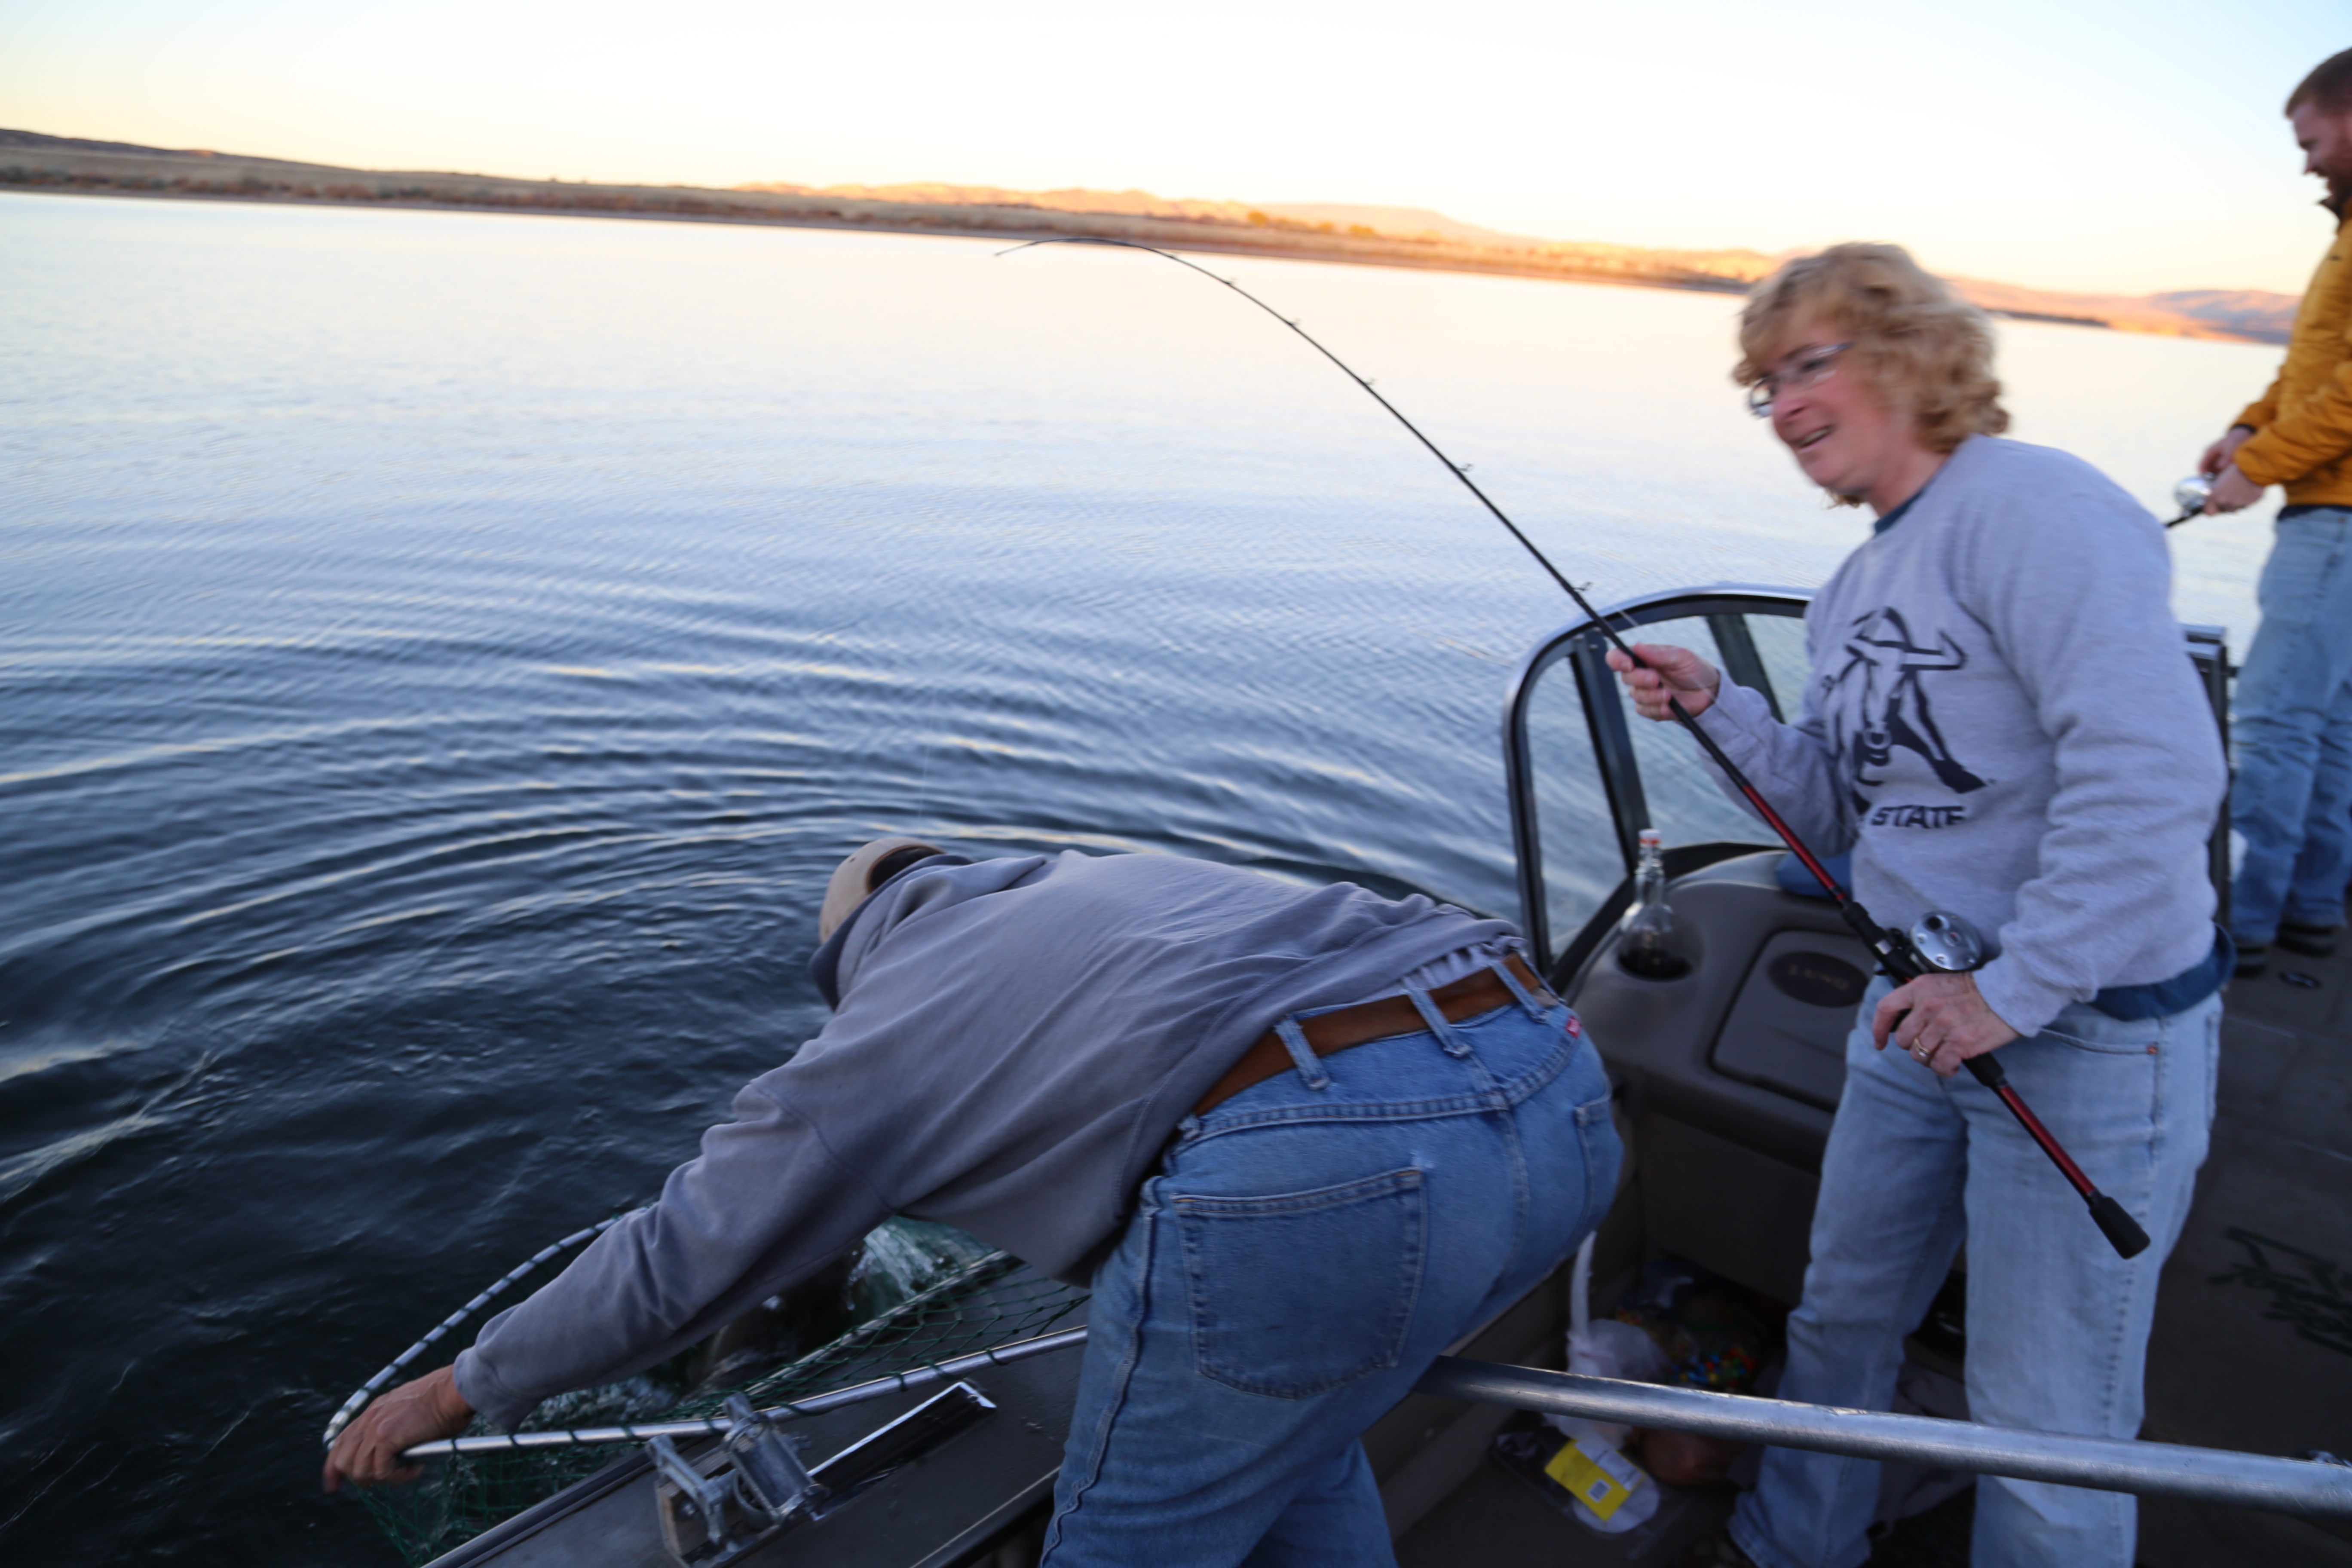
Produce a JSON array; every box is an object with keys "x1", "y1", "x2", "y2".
[{"x1": 2199, "y1": 47, "x2": 2352, "y2": 976}]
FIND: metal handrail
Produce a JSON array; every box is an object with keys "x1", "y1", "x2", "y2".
[
  {"x1": 400, "y1": 1335, "x2": 2352, "y2": 1522},
  {"x1": 1417, "y1": 1357, "x2": 2352, "y2": 1519}
]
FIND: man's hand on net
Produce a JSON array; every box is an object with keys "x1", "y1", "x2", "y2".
[{"x1": 324, "y1": 1364, "x2": 474, "y2": 1491}]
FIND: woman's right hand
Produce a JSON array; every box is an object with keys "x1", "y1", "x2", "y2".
[{"x1": 1605, "y1": 643, "x2": 1722, "y2": 721}]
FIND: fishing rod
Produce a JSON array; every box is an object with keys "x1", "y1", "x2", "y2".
[{"x1": 1005, "y1": 236, "x2": 2151, "y2": 1259}]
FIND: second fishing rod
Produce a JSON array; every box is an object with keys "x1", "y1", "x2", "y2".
[{"x1": 1008, "y1": 236, "x2": 2153, "y2": 1260}]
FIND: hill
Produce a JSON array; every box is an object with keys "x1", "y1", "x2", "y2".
[{"x1": 0, "y1": 130, "x2": 2297, "y2": 344}]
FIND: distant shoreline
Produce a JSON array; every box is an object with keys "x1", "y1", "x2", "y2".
[
  {"x1": 0, "y1": 131, "x2": 2294, "y2": 344},
  {"x1": 0, "y1": 166, "x2": 1770, "y2": 302},
  {"x1": 3, "y1": 181, "x2": 1768, "y2": 299}
]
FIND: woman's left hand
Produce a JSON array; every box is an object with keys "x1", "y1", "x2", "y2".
[{"x1": 1873, "y1": 971, "x2": 2018, "y2": 1077}]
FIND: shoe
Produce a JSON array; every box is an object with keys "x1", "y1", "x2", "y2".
[
  {"x1": 1678, "y1": 1534, "x2": 1759, "y2": 1568},
  {"x1": 2278, "y1": 922, "x2": 2340, "y2": 958},
  {"x1": 2235, "y1": 942, "x2": 2269, "y2": 980}
]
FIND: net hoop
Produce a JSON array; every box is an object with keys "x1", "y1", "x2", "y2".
[{"x1": 321, "y1": 1212, "x2": 632, "y2": 1448}]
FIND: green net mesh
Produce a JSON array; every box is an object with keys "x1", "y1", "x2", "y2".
[{"x1": 355, "y1": 1227, "x2": 1090, "y2": 1565}]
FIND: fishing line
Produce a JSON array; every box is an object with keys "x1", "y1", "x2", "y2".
[
  {"x1": 996, "y1": 237, "x2": 1859, "y2": 901},
  {"x1": 1006, "y1": 236, "x2": 2149, "y2": 1258}
]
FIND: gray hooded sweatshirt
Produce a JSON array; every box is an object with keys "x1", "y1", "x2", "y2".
[
  {"x1": 1693, "y1": 435, "x2": 2225, "y2": 1036},
  {"x1": 452, "y1": 849, "x2": 1510, "y2": 1429}
]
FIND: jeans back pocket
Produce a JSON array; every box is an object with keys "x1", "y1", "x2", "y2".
[{"x1": 1173, "y1": 1167, "x2": 1426, "y2": 1398}]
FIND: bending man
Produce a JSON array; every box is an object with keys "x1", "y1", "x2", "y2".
[{"x1": 324, "y1": 839, "x2": 1621, "y2": 1568}]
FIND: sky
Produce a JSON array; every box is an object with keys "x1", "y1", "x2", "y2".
[{"x1": 1, "y1": 0, "x2": 2343, "y2": 297}]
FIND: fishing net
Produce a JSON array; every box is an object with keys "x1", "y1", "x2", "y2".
[{"x1": 343, "y1": 1219, "x2": 1090, "y2": 1565}]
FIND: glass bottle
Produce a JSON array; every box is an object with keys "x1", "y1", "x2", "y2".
[{"x1": 1618, "y1": 827, "x2": 1688, "y2": 978}]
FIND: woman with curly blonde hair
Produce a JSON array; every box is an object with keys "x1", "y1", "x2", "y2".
[
  {"x1": 1611, "y1": 244, "x2": 2230, "y2": 1568},
  {"x1": 1735, "y1": 242, "x2": 2009, "y2": 475}
]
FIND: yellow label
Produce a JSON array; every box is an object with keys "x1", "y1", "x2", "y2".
[{"x1": 1543, "y1": 1434, "x2": 1643, "y2": 1521}]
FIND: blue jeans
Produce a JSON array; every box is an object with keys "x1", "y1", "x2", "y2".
[
  {"x1": 1039, "y1": 971, "x2": 1622, "y2": 1568},
  {"x1": 1729, "y1": 977, "x2": 2220, "y2": 1568},
  {"x1": 2230, "y1": 506, "x2": 2352, "y2": 943}
]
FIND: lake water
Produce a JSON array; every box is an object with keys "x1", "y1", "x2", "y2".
[{"x1": 0, "y1": 189, "x2": 2287, "y2": 1563}]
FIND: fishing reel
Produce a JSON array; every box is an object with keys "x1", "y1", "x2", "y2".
[
  {"x1": 2165, "y1": 474, "x2": 2213, "y2": 528},
  {"x1": 1903, "y1": 910, "x2": 1987, "y2": 974},
  {"x1": 1862, "y1": 907, "x2": 1988, "y2": 981}
]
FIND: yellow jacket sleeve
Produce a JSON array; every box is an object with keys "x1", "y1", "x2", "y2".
[
  {"x1": 2235, "y1": 332, "x2": 2352, "y2": 488},
  {"x1": 2232, "y1": 213, "x2": 2352, "y2": 499}
]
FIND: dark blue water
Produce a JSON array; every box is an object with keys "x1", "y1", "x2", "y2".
[{"x1": 0, "y1": 190, "x2": 2278, "y2": 1563}]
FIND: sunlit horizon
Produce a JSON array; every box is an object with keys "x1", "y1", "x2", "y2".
[{"x1": 3, "y1": 0, "x2": 2344, "y2": 298}]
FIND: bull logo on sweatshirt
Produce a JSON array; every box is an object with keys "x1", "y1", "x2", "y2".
[{"x1": 1825, "y1": 607, "x2": 1988, "y2": 812}]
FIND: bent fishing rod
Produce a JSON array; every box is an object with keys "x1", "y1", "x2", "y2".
[{"x1": 1005, "y1": 236, "x2": 2151, "y2": 1259}]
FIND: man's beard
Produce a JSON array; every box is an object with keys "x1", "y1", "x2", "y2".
[{"x1": 2324, "y1": 147, "x2": 2352, "y2": 216}]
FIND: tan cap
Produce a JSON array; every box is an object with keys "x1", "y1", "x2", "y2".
[{"x1": 818, "y1": 837, "x2": 946, "y2": 942}]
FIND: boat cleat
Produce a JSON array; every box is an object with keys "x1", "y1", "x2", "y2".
[
  {"x1": 649, "y1": 1382, "x2": 997, "y2": 1566},
  {"x1": 650, "y1": 1394, "x2": 824, "y2": 1567}
]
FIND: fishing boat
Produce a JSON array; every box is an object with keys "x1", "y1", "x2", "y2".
[{"x1": 337, "y1": 583, "x2": 2352, "y2": 1568}]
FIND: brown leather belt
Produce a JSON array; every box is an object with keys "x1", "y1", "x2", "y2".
[{"x1": 1194, "y1": 952, "x2": 1557, "y2": 1116}]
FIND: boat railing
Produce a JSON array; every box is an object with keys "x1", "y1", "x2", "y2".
[
  {"x1": 395, "y1": 1327, "x2": 2352, "y2": 1520},
  {"x1": 1415, "y1": 1356, "x2": 2352, "y2": 1519}
]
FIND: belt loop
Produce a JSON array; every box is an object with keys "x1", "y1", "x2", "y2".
[
  {"x1": 1275, "y1": 1016, "x2": 1332, "y2": 1091},
  {"x1": 1409, "y1": 988, "x2": 1473, "y2": 1058},
  {"x1": 1491, "y1": 952, "x2": 1548, "y2": 1020}
]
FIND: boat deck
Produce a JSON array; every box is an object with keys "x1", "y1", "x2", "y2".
[{"x1": 1393, "y1": 948, "x2": 2352, "y2": 1568}]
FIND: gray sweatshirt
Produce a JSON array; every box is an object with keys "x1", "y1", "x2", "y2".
[
  {"x1": 1694, "y1": 435, "x2": 2224, "y2": 1036},
  {"x1": 452, "y1": 850, "x2": 1510, "y2": 1429}
]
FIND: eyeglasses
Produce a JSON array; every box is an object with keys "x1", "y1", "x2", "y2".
[{"x1": 1746, "y1": 342, "x2": 1852, "y2": 417}]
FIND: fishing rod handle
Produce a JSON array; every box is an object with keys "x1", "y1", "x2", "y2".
[
  {"x1": 1871, "y1": 917, "x2": 2148, "y2": 1259},
  {"x1": 2087, "y1": 1195, "x2": 2154, "y2": 1259},
  {"x1": 1965, "y1": 1057, "x2": 2151, "y2": 1257}
]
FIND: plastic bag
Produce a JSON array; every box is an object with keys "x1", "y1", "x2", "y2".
[{"x1": 1541, "y1": 1234, "x2": 1672, "y2": 1532}]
